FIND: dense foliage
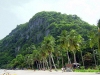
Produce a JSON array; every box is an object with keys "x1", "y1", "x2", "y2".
[{"x1": 0, "y1": 11, "x2": 98, "y2": 69}]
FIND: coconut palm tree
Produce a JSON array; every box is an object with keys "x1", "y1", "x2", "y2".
[
  {"x1": 97, "y1": 19, "x2": 100, "y2": 55},
  {"x1": 29, "y1": 54, "x2": 34, "y2": 69},
  {"x1": 32, "y1": 49, "x2": 42, "y2": 70},
  {"x1": 69, "y1": 30, "x2": 82, "y2": 63},
  {"x1": 54, "y1": 45, "x2": 62, "y2": 68},
  {"x1": 88, "y1": 30, "x2": 97, "y2": 67},
  {"x1": 57, "y1": 30, "x2": 71, "y2": 65},
  {"x1": 40, "y1": 45, "x2": 48, "y2": 70},
  {"x1": 96, "y1": 19, "x2": 100, "y2": 74},
  {"x1": 24, "y1": 54, "x2": 29, "y2": 68},
  {"x1": 24, "y1": 54, "x2": 32, "y2": 69},
  {"x1": 42, "y1": 35, "x2": 56, "y2": 71},
  {"x1": 80, "y1": 40, "x2": 86, "y2": 67}
]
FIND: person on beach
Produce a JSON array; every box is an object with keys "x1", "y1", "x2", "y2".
[{"x1": 61, "y1": 66, "x2": 65, "y2": 72}]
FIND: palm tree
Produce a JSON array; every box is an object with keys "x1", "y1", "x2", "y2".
[
  {"x1": 80, "y1": 40, "x2": 86, "y2": 67},
  {"x1": 97, "y1": 19, "x2": 100, "y2": 55},
  {"x1": 24, "y1": 54, "x2": 29, "y2": 68},
  {"x1": 57, "y1": 30, "x2": 71, "y2": 65},
  {"x1": 24, "y1": 54, "x2": 32, "y2": 69},
  {"x1": 29, "y1": 54, "x2": 34, "y2": 69},
  {"x1": 40, "y1": 46, "x2": 48, "y2": 70},
  {"x1": 83, "y1": 52, "x2": 92, "y2": 67},
  {"x1": 42, "y1": 35, "x2": 56, "y2": 71},
  {"x1": 32, "y1": 49, "x2": 42, "y2": 70},
  {"x1": 35, "y1": 50, "x2": 43, "y2": 70},
  {"x1": 88, "y1": 30, "x2": 97, "y2": 67},
  {"x1": 69, "y1": 30, "x2": 82, "y2": 63},
  {"x1": 54, "y1": 45, "x2": 62, "y2": 68},
  {"x1": 96, "y1": 19, "x2": 100, "y2": 74}
]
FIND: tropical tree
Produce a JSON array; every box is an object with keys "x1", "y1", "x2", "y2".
[
  {"x1": 32, "y1": 49, "x2": 41, "y2": 69},
  {"x1": 25, "y1": 44, "x2": 36, "y2": 54},
  {"x1": 88, "y1": 30, "x2": 97, "y2": 67},
  {"x1": 29, "y1": 54, "x2": 34, "y2": 69},
  {"x1": 97, "y1": 19, "x2": 100, "y2": 65},
  {"x1": 69, "y1": 30, "x2": 82, "y2": 63},
  {"x1": 54, "y1": 45, "x2": 62, "y2": 68},
  {"x1": 10, "y1": 54, "x2": 24, "y2": 69},
  {"x1": 97, "y1": 19, "x2": 100, "y2": 55},
  {"x1": 57, "y1": 30, "x2": 71, "y2": 66},
  {"x1": 42, "y1": 35, "x2": 56, "y2": 71},
  {"x1": 79, "y1": 40, "x2": 86, "y2": 66},
  {"x1": 40, "y1": 45, "x2": 48, "y2": 70},
  {"x1": 24, "y1": 54, "x2": 29, "y2": 68},
  {"x1": 24, "y1": 54, "x2": 32, "y2": 69},
  {"x1": 97, "y1": 19, "x2": 100, "y2": 52},
  {"x1": 83, "y1": 52, "x2": 92, "y2": 67}
]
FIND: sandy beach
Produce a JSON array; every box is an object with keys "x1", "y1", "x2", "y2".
[{"x1": 0, "y1": 70, "x2": 99, "y2": 75}]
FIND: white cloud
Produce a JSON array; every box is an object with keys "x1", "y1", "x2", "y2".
[{"x1": 11, "y1": 0, "x2": 99, "y2": 25}]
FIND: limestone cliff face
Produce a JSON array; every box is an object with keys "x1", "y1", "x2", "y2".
[
  {"x1": 2, "y1": 12, "x2": 52, "y2": 53},
  {"x1": 28, "y1": 14, "x2": 50, "y2": 43},
  {"x1": 8, "y1": 11, "x2": 66, "y2": 46}
]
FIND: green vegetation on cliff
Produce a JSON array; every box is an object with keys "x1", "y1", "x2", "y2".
[{"x1": 0, "y1": 11, "x2": 98, "y2": 69}]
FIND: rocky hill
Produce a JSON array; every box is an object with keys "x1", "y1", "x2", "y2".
[{"x1": 0, "y1": 11, "x2": 97, "y2": 68}]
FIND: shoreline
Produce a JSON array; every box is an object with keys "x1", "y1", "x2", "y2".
[{"x1": 0, "y1": 70, "x2": 98, "y2": 75}]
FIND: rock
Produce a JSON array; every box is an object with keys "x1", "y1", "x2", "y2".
[{"x1": 66, "y1": 68, "x2": 73, "y2": 72}]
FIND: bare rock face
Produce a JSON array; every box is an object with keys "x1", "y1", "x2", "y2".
[
  {"x1": 27, "y1": 14, "x2": 51, "y2": 43},
  {"x1": 8, "y1": 12, "x2": 51, "y2": 47}
]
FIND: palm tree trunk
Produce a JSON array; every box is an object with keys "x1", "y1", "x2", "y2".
[
  {"x1": 43, "y1": 58, "x2": 45, "y2": 70},
  {"x1": 32, "y1": 60, "x2": 34, "y2": 69},
  {"x1": 57, "y1": 57, "x2": 59, "y2": 68},
  {"x1": 44, "y1": 59, "x2": 46, "y2": 70},
  {"x1": 81, "y1": 51, "x2": 84, "y2": 66},
  {"x1": 98, "y1": 28, "x2": 100, "y2": 66},
  {"x1": 39, "y1": 61, "x2": 41, "y2": 70},
  {"x1": 51, "y1": 54, "x2": 57, "y2": 71},
  {"x1": 40, "y1": 61, "x2": 42, "y2": 70},
  {"x1": 93, "y1": 48, "x2": 97, "y2": 67},
  {"x1": 49, "y1": 54, "x2": 52, "y2": 71},
  {"x1": 62, "y1": 56, "x2": 63, "y2": 67},
  {"x1": 73, "y1": 51, "x2": 77, "y2": 63},
  {"x1": 67, "y1": 51, "x2": 71, "y2": 64},
  {"x1": 98, "y1": 28, "x2": 100, "y2": 57},
  {"x1": 36, "y1": 61, "x2": 39, "y2": 69},
  {"x1": 46, "y1": 59, "x2": 49, "y2": 70},
  {"x1": 28, "y1": 62, "x2": 31, "y2": 69},
  {"x1": 43, "y1": 59, "x2": 44, "y2": 70}
]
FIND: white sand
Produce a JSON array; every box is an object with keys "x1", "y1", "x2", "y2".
[{"x1": 0, "y1": 70, "x2": 98, "y2": 75}]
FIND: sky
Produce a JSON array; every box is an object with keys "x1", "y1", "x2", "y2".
[{"x1": 0, "y1": 0, "x2": 100, "y2": 40}]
